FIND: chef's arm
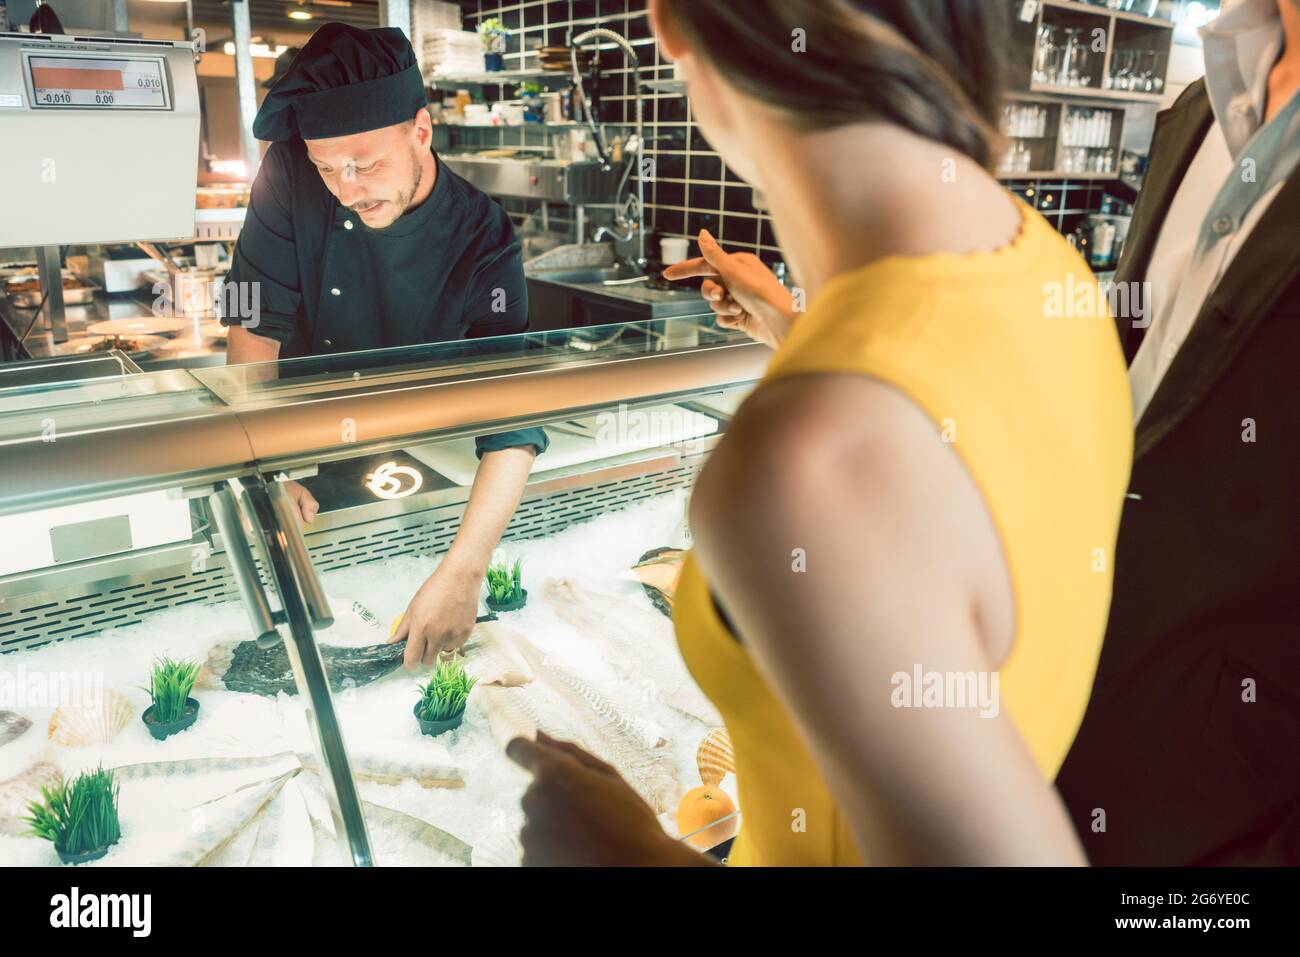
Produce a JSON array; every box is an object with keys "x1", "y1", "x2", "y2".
[
  {"x1": 395, "y1": 445, "x2": 536, "y2": 666},
  {"x1": 227, "y1": 324, "x2": 279, "y2": 366},
  {"x1": 440, "y1": 445, "x2": 536, "y2": 581}
]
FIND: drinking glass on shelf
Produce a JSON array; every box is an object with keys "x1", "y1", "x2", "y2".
[
  {"x1": 1108, "y1": 49, "x2": 1132, "y2": 91},
  {"x1": 1060, "y1": 28, "x2": 1083, "y2": 87},
  {"x1": 1139, "y1": 51, "x2": 1157, "y2": 93},
  {"x1": 1033, "y1": 25, "x2": 1058, "y2": 86},
  {"x1": 1075, "y1": 46, "x2": 1093, "y2": 87}
]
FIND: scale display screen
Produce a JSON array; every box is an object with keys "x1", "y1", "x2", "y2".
[{"x1": 26, "y1": 55, "x2": 169, "y2": 109}]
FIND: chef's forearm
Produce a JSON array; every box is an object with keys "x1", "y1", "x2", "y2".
[
  {"x1": 439, "y1": 446, "x2": 536, "y2": 579},
  {"x1": 226, "y1": 325, "x2": 281, "y2": 380}
]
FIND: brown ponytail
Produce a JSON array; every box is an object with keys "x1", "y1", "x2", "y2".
[{"x1": 663, "y1": 0, "x2": 1008, "y2": 170}]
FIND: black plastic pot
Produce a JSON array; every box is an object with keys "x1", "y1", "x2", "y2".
[
  {"x1": 414, "y1": 700, "x2": 465, "y2": 737},
  {"x1": 56, "y1": 841, "x2": 116, "y2": 865},
  {"x1": 142, "y1": 697, "x2": 200, "y2": 741},
  {"x1": 485, "y1": 588, "x2": 527, "y2": 614}
]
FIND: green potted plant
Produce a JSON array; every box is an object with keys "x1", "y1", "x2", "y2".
[
  {"x1": 519, "y1": 81, "x2": 544, "y2": 123},
  {"x1": 484, "y1": 557, "x2": 527, "y2": 612},
  {"x1": 24, "y1": 765, "x2": 122, "y2": 865},
  {"x1": 478, "y1": 17, "x2": 509, "y2": 72},
  {"x1": 141, "y1": 656, "x2": 201, "y2": 740},
  {"x1": 414, "y1": 655, "x2": 477, "y2": 736}
]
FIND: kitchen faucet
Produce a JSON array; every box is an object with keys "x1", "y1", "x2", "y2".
[{"x1": 570, "y1": 27, "x2": 647, "y2": 271}]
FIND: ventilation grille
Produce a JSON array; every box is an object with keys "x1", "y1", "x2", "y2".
[{"x1": 0, "y1": 462, "x2": 699, "y2": 656}]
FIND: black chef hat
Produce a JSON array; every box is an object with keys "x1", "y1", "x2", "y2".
[{"x1": 253, "y1": 23, "x2": 426, "y2": 142}]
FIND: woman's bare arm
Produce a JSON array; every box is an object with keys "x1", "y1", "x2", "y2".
[{"x1": 689, "y1": 373, "x2": 1086, "y2": 866}]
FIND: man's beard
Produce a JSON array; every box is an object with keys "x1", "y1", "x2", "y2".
[{"x1": 356, "y1": 148, "x2": 423, "y2": 231}]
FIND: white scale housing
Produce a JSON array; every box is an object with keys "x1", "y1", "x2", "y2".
[{"x1": 0, "y1": 31, "x2": 201, "y2": 246}]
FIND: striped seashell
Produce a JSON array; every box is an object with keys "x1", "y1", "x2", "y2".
[
  {"x1": 48, "y1": 689, "x2": 134, "y2": 747},
  {"x1": 0, "y1": 761, "x2": 62, "y2": 835},
  {"x1": 696, "y1": 727, "x2": 735, "y2": 786},
  {"x1": 472, "y1": 830, "x2": 524, "y2": 868}
]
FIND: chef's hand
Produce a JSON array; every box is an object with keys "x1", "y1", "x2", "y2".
[
  {"x1": 281, "y1": 479, "x2": 320, "y2": 525},
  {"x1": 507, "y1": 731, "x2": 713, "y2": 867},
  {"x1": 390, "y1": 562, "x2": 480, "y2": 667},
  {"x1": 663, "y1": 230, "x2": 797, "y2": 349}
]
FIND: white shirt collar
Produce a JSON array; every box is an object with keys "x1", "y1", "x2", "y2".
[{"x1": 1200, "y1": 0, "x2": 1284, "y2": 157}]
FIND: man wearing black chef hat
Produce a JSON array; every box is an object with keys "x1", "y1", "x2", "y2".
[{"x1": 220, "y1": 23, "x2": 548, "y2": 668}]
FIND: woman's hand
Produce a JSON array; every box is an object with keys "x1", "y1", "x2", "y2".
[
  {"x1": 664, "y1": 230, "x2": 797, "y2": 349},
  {"x1": 389, "y1": 562, "x2": 480, "y2": 667},
  {"x1": 507, "y1": 732, "x2": 713, "y2": 867}
]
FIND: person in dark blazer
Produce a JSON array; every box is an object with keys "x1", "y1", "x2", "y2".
[{"x1": 1055, "y1": 0, "x2": 1300, "y2": 865}]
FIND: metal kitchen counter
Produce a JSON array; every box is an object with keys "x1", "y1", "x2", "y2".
[{"x1": 0, "y1": 290, "x2": 226, "y2": 369}]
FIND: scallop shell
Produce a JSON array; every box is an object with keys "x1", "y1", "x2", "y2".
[
  {"x1": 696, "y1": 727, "x2": 735, "y2": 786},
  {"x1": 472, "y1": 830, "x2": 524, "y2": 868},
  {"x1": 197, "y1": 631, "x2": 245, "y2": 689},
  {"x1": 0, "y1": 761, "x2": 62, "y2": 835},
  {"x1": 47, "y1": 689, "x2": 134, "y2": 747}
]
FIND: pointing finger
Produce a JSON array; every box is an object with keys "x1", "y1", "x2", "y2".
[{"x1": 663, "y1": 256, "x2": 720, "y2": 281}]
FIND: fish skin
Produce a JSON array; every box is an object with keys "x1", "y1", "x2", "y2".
[
  {"x1": 204, "y1": 614, "x2": 503, "y2": 697},
  {"x1": 0, "y1": 710, "x2": 32, "y2": 748},
  {"x1": 206, "y1": 637, "x2": 406, "y2": 697}
]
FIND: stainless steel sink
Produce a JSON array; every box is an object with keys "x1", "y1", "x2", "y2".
[
  {"x1": 529, "y1": 266, "x2": 647, "y2": 285},
  {"x1": 525, "y1": 261, "x2": 708, "y2": 329}
]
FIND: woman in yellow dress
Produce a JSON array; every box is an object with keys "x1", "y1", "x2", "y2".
[{"x1": 507, "y1": 0, "x2": 1133, "y2": 865}]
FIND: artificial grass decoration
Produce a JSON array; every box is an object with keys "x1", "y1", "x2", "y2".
[
  {"x1": 24, "y1": 765, "x2": 121, "y2": 857},
  {"x1": 146, "y1": 657, "x2": 201, "y2": 723},
  {"x1": 485, "y1": 558, "x2": 524, "y2": 604},
  {"x1": 416, "y1": 656, "x2": 477, "y2": 723}
]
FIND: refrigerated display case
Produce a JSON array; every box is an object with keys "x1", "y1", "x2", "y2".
[{"x1": 0, "y1": 318, "x2": 765, "y2": 866}]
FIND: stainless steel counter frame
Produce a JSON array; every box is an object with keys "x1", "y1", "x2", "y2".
[{"x1": 0, "y1": 329, "x2": 762, "y2": 866}]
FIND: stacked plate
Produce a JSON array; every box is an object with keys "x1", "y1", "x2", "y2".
[{"x1": 540, "y1": 46, "x2": 593, "y2": 72}]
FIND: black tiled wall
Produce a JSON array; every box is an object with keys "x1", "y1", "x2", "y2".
[
  {"x1": 456, "y1": 0, "x2": 1108, "y2": 265},
  {"x1": 458, "y1": 0, "x2": 780, "y2": 264}
]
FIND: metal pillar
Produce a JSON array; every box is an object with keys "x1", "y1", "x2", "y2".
[
  {"x1": 36, "y1": 245, "x2": 67, "y2": 344},
  {"x1": 381, "y1": 0, "x2": 413, "y2": 40},
  {"x1": 231, "y1": 0, "x2": 261, "y2": 178}
]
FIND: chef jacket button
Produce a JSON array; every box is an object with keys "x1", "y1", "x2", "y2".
[
  {"x1": 343, "y1": 220, "x2": 354, "y2": 230},
  {"x1": 330, "y1": 287, "x2": 341, "y2": 296}
]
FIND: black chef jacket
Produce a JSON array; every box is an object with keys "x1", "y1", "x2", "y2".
[{"x1": 222, "y1": 138, "x2": 548, "y2": 459}]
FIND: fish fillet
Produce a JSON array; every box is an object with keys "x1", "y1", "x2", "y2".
[
  {"x1": 461, "y1": 626, "x2": 534, "y2": 688},
  {"x1": 541, "y1": 578, "x2": 721, "y2": 726},
  {"x1": 494, "y1": 626, "x2": 681, "y2": 813}
]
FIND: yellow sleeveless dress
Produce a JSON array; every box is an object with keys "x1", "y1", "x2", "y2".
[{"x1": 674, "y1": 200, "x2": 1133, "y2": 866}]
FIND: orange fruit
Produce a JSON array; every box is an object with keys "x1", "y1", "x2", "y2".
[{"x1": 676, "y1": 785, "x2": 738, "y2": 850}]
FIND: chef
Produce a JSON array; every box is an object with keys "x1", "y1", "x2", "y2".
[{"x1": 220, "y1": 23, "x2": 548, "y2": 667}]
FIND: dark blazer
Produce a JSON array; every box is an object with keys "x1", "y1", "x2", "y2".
[{"x1": 1056, "y1": 79, "x2": 1300, "y2": 865}]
